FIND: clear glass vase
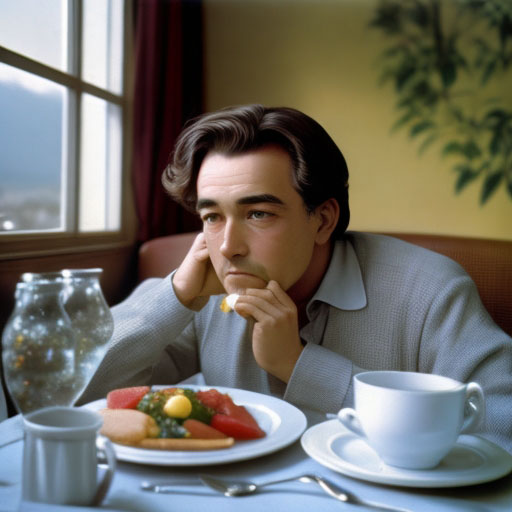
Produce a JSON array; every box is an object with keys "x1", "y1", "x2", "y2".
[
  {"x1": 59, "y1": 269, "x2": 114, "y2": 394},
  {"x1": 2, "y1": 279, "x2": 77, "y2": 414},
  {"x1": 2, "y1": 269, "x2": 113, "y2": 414}
]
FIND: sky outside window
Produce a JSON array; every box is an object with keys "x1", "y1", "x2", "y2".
[
  {"x1": 0, "y1": 0, "x2": 66, "y2": 71},
  {"x1": 0, "y1": 64, "x2": 65, "y2": 232}
]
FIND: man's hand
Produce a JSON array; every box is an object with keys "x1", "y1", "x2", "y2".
[
  {"x1": 233, "y1": 280, "x2": 304, "y2": 383},
  {"x1": 172, "y1": 233, "x2": 224, "y2": 310}
]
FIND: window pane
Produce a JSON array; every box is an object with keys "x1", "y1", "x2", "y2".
[
  {"x1": 82, "y1": 0, "x2": 124, "y2": 94},
  {"x1": 79, "y1": 94, "x2": 122, "y2": 232},
  {"x1": 0, "y1": 64, "x2": 65, "y2": 232},
  {"x1": 0, "y1": 0, "x2": 67, "y2": 71}
]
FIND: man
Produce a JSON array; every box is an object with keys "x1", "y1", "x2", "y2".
[{"x1": 82, "y1": 105, "x2": 512, "y2": 453}]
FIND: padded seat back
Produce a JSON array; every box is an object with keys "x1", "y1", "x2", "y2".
[{"x1": 138, "y1": 231, "x2": 512, "y2": 336}]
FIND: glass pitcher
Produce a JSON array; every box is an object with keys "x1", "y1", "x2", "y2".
[
  {"x1": 2, "y1": 279, "x2": 76, "y2": 413},
  {"x1": 58, "y1": 269, "x2": 114, "y2": 393},
  {"x1": 2, "y1": 269, "x2": 113, "y2": 414}
]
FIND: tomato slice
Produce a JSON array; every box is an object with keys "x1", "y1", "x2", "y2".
[
  {"x1": 106, "y1": 386, "x2": 150, "y2": 409},
  {"x1": 183, "y1": 419, "x2": 228, "y2": 439},
  {"x1": 196, "y1": 389, "x2": 225, "y2": 410},
  {"x1": 196, "y1": 389, "x2": 265, "y2": 439},
  {"x1": 197, "y1": 390, "x2": 256, "y2": 423},
  {"x1": 210, "y1": 414, "x2": 265, "y2": 440}
]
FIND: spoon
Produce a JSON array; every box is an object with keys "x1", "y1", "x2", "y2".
[{"x1": 198, "y1": 473, "x2": 410, "y2": 512}]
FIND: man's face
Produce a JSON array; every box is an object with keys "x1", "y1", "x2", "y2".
[{"x1": 196, "y1": 145, "x2": 324, "y2": 295}]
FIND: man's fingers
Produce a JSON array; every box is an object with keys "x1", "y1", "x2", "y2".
[
  {"x1": 234, "y1": 282, "x2": 296, "y2": 321},
  {"x1": 238, "y1": 281, "x2": 294, "y2": 309},
  {"x1": 266, "y1": 280, "x2": 295, "y2": 307},
  {"x1": 191, "y1": 232, "x2": 206, "y2": 248},
  {"x1": 190, "y1": 233, "x2": 210, "y2": 261},
  {"x1": 235, "y1": 296, "x2": 280, "y2": 320},
  {"x1": 173, "y1": 232, "x2": 224, "y2": 308}
]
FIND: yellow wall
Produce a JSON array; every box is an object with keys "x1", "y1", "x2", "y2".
[{"x1": 203, "y1": 0, "x2": 512, "y2": 240}]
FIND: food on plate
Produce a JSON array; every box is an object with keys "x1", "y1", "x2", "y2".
[
  {"x1": 196, "y1": 389, "x2": 265, "y2": 439},
  {"x1": 138, "y1": 437, "x2": 235, "y2": 450},
  {"x1": 163, "y1": 394, "x2": 193, "y2": 418},
  {"x1": 99, "y1": 408, "x2": 159, "y2": 444},
  {"x1": 106, "y1": 385, "x2": 150, "y2": 409},
  {"x1": 137, "y1": 388, "x2": 214, "y2": 437},
  {"x1": 99, "y1": 386, "x2": 265, "y2": 450},
  {"x1": 210, "y1": 414, "x2": 265, "y2": 440},
  {"x1": 220, "y1": 293, "x2": 239, "y2": 312},
  {"x1": 182, "y1": 418, "x2": 230, "y2": 439}
]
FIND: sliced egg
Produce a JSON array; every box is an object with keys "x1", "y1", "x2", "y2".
[{"x1": 226, "y1": 293, "x2": 239, "y2": 310}]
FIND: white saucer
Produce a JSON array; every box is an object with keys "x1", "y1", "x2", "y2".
[{"x1": 301, "y1": 420, "x2": 512, "y2": 488}]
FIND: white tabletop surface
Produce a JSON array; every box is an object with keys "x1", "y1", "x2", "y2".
[{"x1": 1, "y1": 404, "x2": 512, "y2": 512}]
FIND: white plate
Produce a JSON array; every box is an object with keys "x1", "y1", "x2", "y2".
[
  {"x1": 301, "y1": 419, "x2": 512, "y2": 488},
  {"x1": 85, "y1": 385, "x2": 307, "y2": 466}
]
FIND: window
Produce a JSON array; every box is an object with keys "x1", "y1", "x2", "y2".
[{"x1": 0, "y1": 0, "x2": 131, "y2": 249}]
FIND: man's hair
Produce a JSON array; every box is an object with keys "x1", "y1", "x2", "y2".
[{"x1": 162, "y1": 104, "x2": 350, "y2": 238}]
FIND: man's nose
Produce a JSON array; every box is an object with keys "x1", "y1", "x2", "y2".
[{"x1": 220, "y1": 220, "x2": 248, "y2": 258}]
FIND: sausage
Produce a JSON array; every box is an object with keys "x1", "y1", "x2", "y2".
[{"x1": 136, "y1": 437, "x2": 235, "y2": 450}]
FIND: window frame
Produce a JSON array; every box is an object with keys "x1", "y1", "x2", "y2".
[{"x1": 0, "y1": 0, "x2": 135, "y2": 260}]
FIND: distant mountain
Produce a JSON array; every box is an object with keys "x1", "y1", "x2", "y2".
[{"x1": 0, "y1": 80, "x2": 62, "y2": 190}]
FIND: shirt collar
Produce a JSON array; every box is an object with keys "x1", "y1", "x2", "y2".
[{"x1": 307, "y1": 238, "x2": 367, "y2": 316}]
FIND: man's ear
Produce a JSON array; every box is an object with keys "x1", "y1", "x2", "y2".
[{"x1": 314, "y1": 198, "x2": 339, "y2": 244}]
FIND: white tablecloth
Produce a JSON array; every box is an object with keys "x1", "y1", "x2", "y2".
[{"x1": 2, "y1": 406, "x2": 512, "y2": 511}]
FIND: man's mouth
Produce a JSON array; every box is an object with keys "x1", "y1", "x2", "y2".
[
  {"x1": 223, "y1": 269, "x2": 269, "y2": 292},
  {"x1": 226, "y1": 270, "x2": 257, "y2": 278}
]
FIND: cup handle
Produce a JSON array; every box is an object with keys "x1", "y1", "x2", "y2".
[
  {"x1": 461, "y1": 382, "x2": 485, "y2": 434},
  {"x1": 91, "y1": 435, "x2": 116, "y2": 506},
  {"x1": 337, "y1": 407, "x2": 367, "y2": 438}
]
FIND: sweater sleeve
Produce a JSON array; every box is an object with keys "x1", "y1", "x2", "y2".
[
  {"x1": 77, "y1": 274, "x2": 197, "y2": 403},
  {"x1": 283, "y1": 342, "x2": 366, "y2": 413},
  {"x1": 418, "y1": 272, "x2": 512, "y2": 453}
]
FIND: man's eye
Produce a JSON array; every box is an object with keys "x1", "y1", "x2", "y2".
[
  {"x1": 202, "y1": 213, "x2": 219, "y2": 223},
  {"x1": 248, "y1": 210, "x2": 273, "y2": 220}
]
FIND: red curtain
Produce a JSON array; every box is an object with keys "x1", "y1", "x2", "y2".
[{"x1": 132, "y1": 0, "x2": 203, "y2": 243}]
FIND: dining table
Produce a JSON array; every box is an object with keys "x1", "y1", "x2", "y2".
[{"x1": 1, "y1": 378, "x2": 512, "y2": 512}]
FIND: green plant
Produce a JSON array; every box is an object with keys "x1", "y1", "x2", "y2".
[{"x1": 370, "y1": 0, "x2": 512, "y2": 204}]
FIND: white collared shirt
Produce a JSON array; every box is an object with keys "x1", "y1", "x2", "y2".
[{"x1": 301, "y1": 239, "x2": 367, "y2": 346}]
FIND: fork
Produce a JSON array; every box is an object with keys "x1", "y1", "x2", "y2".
[{"x1": 198, "y1": 473, "x2": 410, "y2": 512}]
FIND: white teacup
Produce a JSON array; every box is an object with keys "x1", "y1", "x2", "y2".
[
  {"x1": 22, "y1": 406, "x2": 116, "y2": 506},
  {"x1": 337, "y1": 371, "x2": 485, "y2": 469}
]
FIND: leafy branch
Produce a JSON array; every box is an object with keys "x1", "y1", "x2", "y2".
[{"x1": 369, "y1": 0, "x2": 512, "y2": 204}]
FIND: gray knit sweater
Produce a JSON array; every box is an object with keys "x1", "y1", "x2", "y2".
[{"x1": 81, "y1": 232, "x2": 512, "y2": 453}]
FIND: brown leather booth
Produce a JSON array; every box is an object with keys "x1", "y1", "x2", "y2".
[{"x1": 138, "y1": 232, "x2": 512, "y2": 336}]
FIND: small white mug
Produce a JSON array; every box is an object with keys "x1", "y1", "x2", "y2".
[
  {"x1": 337, "y1": 371, "x2": 485, "y2": 469},
  {"x1": 22, "y1": 406, "x2": 116, "y2": 506}
]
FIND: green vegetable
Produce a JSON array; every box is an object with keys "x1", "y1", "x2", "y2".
[
  {"x1": 136, "y1": 388, "x2": 214, "y2": 438},
  {"x1": 182, "y1": 388, "x2": 214, "y2": 424},
  {"x1": 137, "y1": 390, "x2": 187, "y2": 438},
  {"x1": 156, "y1": 415, "x2": 188, "y2": 438}
]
